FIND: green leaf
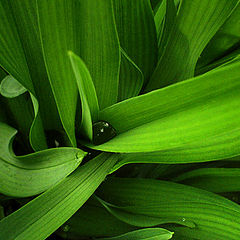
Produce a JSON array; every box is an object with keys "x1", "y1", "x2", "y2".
[
  {"x1": 0, "y1": 205, "x2": 4, "y2": 220},
  {"x1": 154, "y1": 0, "x2": 167, "y2": 48},
  {"x1": 57, "y1": 199, "x2": 137, "y2": 239},
  {"x1": 156, "y1": 0, "x2": 177, "y2": 59},
  {"x1": 113, "y1": 0, "x2": 158, "y2": 83},
  {"x1": 86, "y1": 62, "x2": 240, "y2": 163},
  {"x1": 98, "y1": 228, "x2": 173, "y2": 240},
  {"x1": 0, "y1": 68, "x2": 6, "y2": 82},
  {"x1": 37, "y1": 0, "x2": 80, "y2": 147},
  {"x1": 196, "y1": 48, "x2": 240, "y2": 76},
  {"x1": 1, "y1": 91, "x2": 34, "y2": 149},
  {"x1": 75, "y1": 0, "x2": 120, "y2": 109},
  {"x1": 0, "y1": 153, "x2": 118, "y2": 240},
  {"x1": 0, "y1": 122, "x2": 85, "y2": 197},
  {"x1": 0, "y1": 75, "x2": 27, "y2": 98},
  {"x1": 96, "y1": 196, "x2": 195, "y2": 228},
  {"x1": 69, "y1": 51, "x2": 99, "y2": 140},
  {"x1": 4, "y1": 0, "x2": 62, "y2": 131},
  {"x1": 97, "y1": 177, "x2": 240, "y2": 240},
  {"x1": 198, "y1": 4, "x2": 240, "y2": 68},
  {"x1": 118, "y1": 49, "x2": 144, "y2": 102},
  {"x1": 0, "y1": 0, "x2": 48, "y2": 150},
  {"x1": 146, "y1": 0, "x2": 239, "y2": 90},
  {"x1": 173, "y1": 168, "x2": 240, "y2": 193}
]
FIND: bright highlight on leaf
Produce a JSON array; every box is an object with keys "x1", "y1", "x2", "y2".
[{"x1": 0, "y1": 75, "x2": 27, "y2": 98}]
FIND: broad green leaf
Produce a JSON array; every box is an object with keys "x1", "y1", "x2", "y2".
[
  {"x1": 37, "y1": 0, "x2": 79, "y2": 147},
  {"x1": 118, "y1": 49, "x2": 144, "y2": 102},
  {"x1": 75, "y1": 0, "x2": 120, "y2": 109},
  {"x1": 86, "y1": 62, "x2": 240, "y2": 161},
  {"x1": 198, "y1": 4, "x2": 240, "y2": 68},
  {"x1": 5, "y1": 0, "x2": 62, "y2": 131},
  {"x1": 154, "y1": 0, "x2": 166, "y2": 48},
  {"x1": 0, "y1": 76, "x2": 27, "y2": 98},
  {"x1": 57, "y1": 200, "x2": 136, "y2": 239},
  {"x1": 97, "y1": 177, "x2": 240, "y2": 240},
  {"x1": 173, "y1": 168, "x2": 240, "y2": 193},
  {"x1": 98, "y1": 228, "x2": 173, "y2": 240},
  {"x1": 146, "y1": 0, "x2": 239, "y2": 90},
  {"x1": 156, "y1": 0, "x2": 176, "y2": 58},
  {"x1": 0, "y1": 153, "x2": 118, "y2": 240},
  {"x1": 69, "y1": 51, "x2": 99, "y2": 140},
  {"x1": 0, "y1": 0, "x2": 47, "y2": 150},
  {"x1": 113, "y1": 0, "x2": 158, "y2": 83},
  {"x1": 0, "y1": 122, "x2": 85, "y2": 197},
  {"x1": 96, "y1": 196, "x2": 195, "y2": 228}
]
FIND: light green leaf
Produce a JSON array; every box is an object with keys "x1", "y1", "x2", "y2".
[
  {"x1": 69, "y1": 51, "x2": 99, "y2": 140},
  {"x1": 173, "y1": 168, "x2": 240, "y2": 193},
  {"x1": 0, "y1": 0, "x2": 48, "y2": 150},
  {"x1": 113, "y1": 0, "x2": 158, "y2": 83},
  {"x1": 86, "y1": 62, "x2": 240, "y2": 162},
  {"x1": 146, "y1": 0, "x2": 239, "y2": 90},
  {"x1": 0, "y1": 122, "x2": 85, "y2": 197},
  {"x1": 0, "y1": 153, "x2": 118, "y2": 240},
  {"x1": 0, "y1": 75, "x2": 27, "y2": 98},
  {"x1": 98, "y1": 228, "x2": 173, "y2": 240},
  {"x1": 118, "y1": 49, "x2": 144, "y2": 102},
  {"x1": 97, "y1": 177, "x2": 240, "y2": 240}
]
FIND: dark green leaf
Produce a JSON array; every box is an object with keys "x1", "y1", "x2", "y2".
[
  {"x1": 146, "y1": 0, "x2": 239, "y2": 90},
  {"x1": 0, "y1": 153, "x2": 118, "y2": 240},
  {"x1": 98, "y1": 177, "x2": 240, "y2": 240},
  {"x1": 113, "y1": 0, "x2": 158, "y2": 83},
  {"x1": 118, "y1": 49, "x2": 144, "y2": 102}
]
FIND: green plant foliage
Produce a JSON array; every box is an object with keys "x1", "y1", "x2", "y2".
[
  {"x1": 97, "y1": 177, "x2": 240, "y2": 240},
  {"x1": 98, "y1": 228, "x2": 173, "y2": 240},
  {"x1": 0, "y1": 122, "x2": 85, "y2": 197},
  {"x1": 0, "y1": 0, "x2": 240, "y2": 239}
]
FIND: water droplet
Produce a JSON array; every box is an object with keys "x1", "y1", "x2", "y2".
[
  {"x1": 62, "y1": 224, "x2": 70, "y2": 232},
  {"x1": 92, "y1": 120, "x2": 117, "y2": 145},
  {"x1": 54, "y1": 140, "x2": 60, "y2": 147},
  {"x1": 182, "y1": 218, "x2": 186, "y2": 222}
]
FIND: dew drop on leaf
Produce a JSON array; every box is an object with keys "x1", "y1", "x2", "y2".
[
  {"x1": 62, "y1": 224, "x2": 70, "y2": 232},
  {"x1": 92, "y1": 120, "x2": 116, "y2": 145}
]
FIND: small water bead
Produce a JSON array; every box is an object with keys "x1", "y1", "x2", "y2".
[
  {"x1": 62, "y1": 224, "x2": 70, "y2": 232},
  {"x1": 92, "y1": 120, "x2": 117, "y2": 145}
]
